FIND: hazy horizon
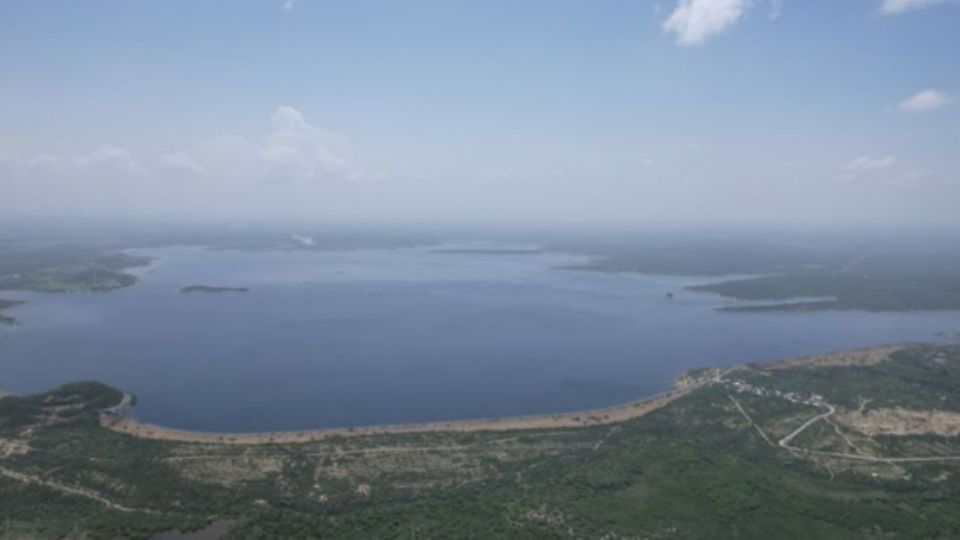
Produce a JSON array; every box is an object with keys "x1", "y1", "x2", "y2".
[{"x1": 2, "y1": 0, "x2": 959, "y2": 225}]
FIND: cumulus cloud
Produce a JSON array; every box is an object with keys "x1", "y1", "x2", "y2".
[
  {"x1": 899, "y1": 89, "x2": 954, "y2": 112},
  {"x1": 880, "y1": 0, "x2": 950, "y2": 14},
  {"x1": 1, "y1": 106, "x2": 356, "y2": 188},
  {"x1": 0, "y1": 106, "x2": 365, "y2": 219},
  {"x1": 663, "y1": 0, "x2": 754, "y2": 45},
  {"x1": 153, "y1": 106, "x2": 355, "y2": 185},
  {"x1": 246, "y1": 105, "x2": 353, "y2": 183}
]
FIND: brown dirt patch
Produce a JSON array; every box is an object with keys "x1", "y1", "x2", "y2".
[
  {"x1": 836, "y1": 407, "x2": 960, "y2": 437},
  {"x1": 758, "y1": 344, "x2": 906, "y2": 371}
]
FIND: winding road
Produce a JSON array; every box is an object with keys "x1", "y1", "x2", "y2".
[{"x1": 776, "y1": 401, "x2": 960, "y2": 463}]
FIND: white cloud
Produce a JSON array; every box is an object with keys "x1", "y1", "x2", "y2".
[
  {"x1": 282, "y1": 0, "x2": 296, "y2": 12},
  {"x1": 257, "y1": 105, "x2": 352, "y2": 182},
  {"x1": 845, "y1": 155, "x2": 897, "y2": 175},
  {"x1": 838, "y1": 155, "x2": 938, "y2": 186},
  {"x1": 165, "y1": 105, "x2": 356, "y2": 186},
  {"x1": 899, "y1": 89, "x2": 954, "y2": 112},
  {"x1": 663, "y1": 0, "x2": 753, "y2": 45},
  {"x1": 0, "y1": 107, "x2": 369, "y2": 220},
  {"x1": 14, "y1": 145, "x2": 144, "y2": 177},
  {"x1": 161, "y1": 151, "x2": 204, "y2": 174},
  {"x1": 880, "y1": 0, "x2": 950, "y2": 14},
  {"x1": 271, "y1": 105, "x2": 307, "y2": 131},
  {"x1": 1, "y1": 107, "x2": 355, "y2": 188},
  {"x1": 77, "y1": 145, "x2": 144, "y2": 175}
]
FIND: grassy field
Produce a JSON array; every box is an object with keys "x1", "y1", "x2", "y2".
[{"x1": 3, "y1": 344, "x2": 960, "y2": 538}]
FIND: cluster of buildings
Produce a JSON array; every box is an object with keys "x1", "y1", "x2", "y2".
[{"x1": 725, "y1": 379, "x2": 826, "y2": 408}]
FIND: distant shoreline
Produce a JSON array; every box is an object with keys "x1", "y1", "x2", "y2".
[{"x1": 100, "y1": 344, "x2": 911, "y2": 445}]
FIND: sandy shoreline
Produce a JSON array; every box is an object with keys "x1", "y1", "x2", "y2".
[
  {"x1": 100, "y1": 385, "x2": 705, "y2": 445},
  {"x1": 99, "y1": 344, "x2": 915, "y2": 446},
  {"x1": 752, "y1": 343, "x2": 910, "y2": 370}
]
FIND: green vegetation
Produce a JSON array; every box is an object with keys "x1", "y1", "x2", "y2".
[
  {"x1": 558, "y1": 231, "x2": 960, "y2": 312},
  {"x1": 0, "y1": 249, "x2": 149, "y2": 294},
  {"x1": 3, "y1": 225, "x2": 960, "y2": 312},
  {"x1": 180, "y1": 285, "x2": 250, "y2": 294},
  {"x1": 691, "y1": 270, "x2": 960, "y2": 312},
  {"x1": 3, "y1": 345, "x2": 960, "y2": 538}
]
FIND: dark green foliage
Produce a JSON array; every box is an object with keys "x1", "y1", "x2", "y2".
[
  {"x1": 693, "y1": 270, "x2": 960, "y2": 312},
  {"x1": 554, "y1": 229, "x2": 960, "y2": 312},
  {"x1": 0, "y1": 382, "x2": 123, "y2": 433},
  {"x1": 738, "y1": 345, "x2": 960, "y2": 411}
]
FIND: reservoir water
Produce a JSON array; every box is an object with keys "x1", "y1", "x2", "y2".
[{"x1": 2, "y1": 245, "x2": 959, "y2": 432}]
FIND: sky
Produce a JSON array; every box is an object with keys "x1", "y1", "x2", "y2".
[{"x1": 1, "y1": 0, "x2": 958, "y2": 225}]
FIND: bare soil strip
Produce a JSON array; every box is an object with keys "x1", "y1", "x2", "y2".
[
  {"x1": 756, "y1": 344, "x2": 908, "y2": 371},
  {"x1": 779, "y1": 404, "x2": 960, "y2": 463},
  {"x1": 836, "y1": 407, "x2": 960, "y2": 438},
  {"x1": 824, "y1": 416, "x2": 871, "y2": 456},
  {"x1": 727, "y1": 395, "x2": 776, "y2": 447}
]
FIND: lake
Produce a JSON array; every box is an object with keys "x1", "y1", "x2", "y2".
[{"x1": 2, "y1": 244, "x2": 959, "y2": 432}]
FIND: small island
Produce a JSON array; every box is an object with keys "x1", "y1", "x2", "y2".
[{"x1": 179, "y1": 285, "x2": 250, "y2": 294}]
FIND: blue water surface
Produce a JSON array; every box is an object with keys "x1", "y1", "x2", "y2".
[{"x1": 2, "y1": 245, "x2": 958, "y2": 432}]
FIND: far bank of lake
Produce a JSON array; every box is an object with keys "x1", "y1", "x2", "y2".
[{"x1": 2, "y1": 245, "x2": 959, "y2": 432}]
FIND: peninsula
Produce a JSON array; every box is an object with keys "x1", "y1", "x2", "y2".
[
  {"x1": 4, "y1": 343, "x2": 960, "y2": 538},
  {"x1": 0, "y1": 298, "x2": 25, "y2": 325}
]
